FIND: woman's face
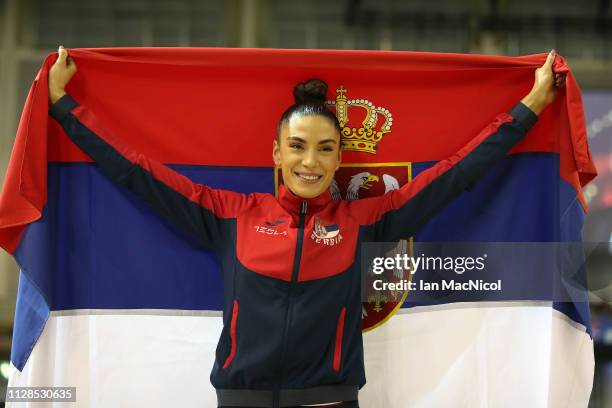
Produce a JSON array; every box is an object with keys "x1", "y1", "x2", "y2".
[{"x1": 273, "y1": 114, "x2": 342, "y2": 199}]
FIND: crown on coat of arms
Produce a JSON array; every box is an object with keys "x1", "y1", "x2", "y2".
[{"x1": 326, "y1": 85, "x2": 393, "y2": 154}]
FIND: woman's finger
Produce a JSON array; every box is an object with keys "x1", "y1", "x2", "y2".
[
  {"x1": 56, "y1": 46, "x2": 67, "y2": 65},
  {"x1": 543, "y1": 50, "x2": 556, "y2": 69}
]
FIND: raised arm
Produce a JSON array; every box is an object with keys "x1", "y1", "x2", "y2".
[
  {"x1": 48, "y1": 47, "x2": 252, "y2": 250},
  {"x1": 349, "y1": 50, "x2": 563, "y2": 241}
]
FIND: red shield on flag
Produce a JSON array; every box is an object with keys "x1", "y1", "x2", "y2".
[{"x1": 334, "y1": 163, "x2": 412, "y2": 332}]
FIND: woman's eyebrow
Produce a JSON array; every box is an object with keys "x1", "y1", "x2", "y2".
[
  {"x1": 318, "y1": 139, "x2": 338, "y2": 145},
  {"x1": 287, "y1": 136, "x2": 306, "y2": 143},
  {"x1": 286, "y1": 136, "x2": 337, "y2": 145}
]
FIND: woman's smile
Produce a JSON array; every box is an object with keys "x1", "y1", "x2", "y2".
[{"x1": 294, "y1": 171, "x2": 324, "y2": 183}]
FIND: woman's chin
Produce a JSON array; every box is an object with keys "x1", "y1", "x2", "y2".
[
  {"x1": 287, "y1": 182, "x2": 324, "y2": 199},
  {"x1": 294, "y1": 188, "x2": 320, "y2": 199}
]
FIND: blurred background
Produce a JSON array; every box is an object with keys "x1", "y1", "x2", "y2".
[{"x1": 0, "y1": 0, "x2": 610, "y2": 406}]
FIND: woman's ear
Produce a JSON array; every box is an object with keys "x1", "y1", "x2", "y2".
[{"x1": 272, "y1": 139, "x2": 281, "y2": 167}]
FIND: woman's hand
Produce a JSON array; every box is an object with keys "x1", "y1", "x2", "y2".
[
  {"x1": 520, "y1": 50, "x2": 565, "y2": 115},
  {"x1": 49, "y1": 45, "x2": 77, "y2": 104}
]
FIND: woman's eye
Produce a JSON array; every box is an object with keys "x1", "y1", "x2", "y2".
[
  {"x1": 320, "y1": 146, "x2": 333, "y2": 152},
  {"x1": 290, "y1": 144, "x2": 303, "y2": 150}
]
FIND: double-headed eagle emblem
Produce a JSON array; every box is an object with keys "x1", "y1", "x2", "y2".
[{"x1": 330, "y1": 172, "x2": 400, "y2": 201}]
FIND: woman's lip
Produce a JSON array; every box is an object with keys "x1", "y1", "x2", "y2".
[{"x1": 294, "y1": 172, "x2": 323, "y2": 183}]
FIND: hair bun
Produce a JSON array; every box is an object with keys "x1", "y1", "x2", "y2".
[{"x1": 293, "y1": 79, "x2": 328, "y2": 104}]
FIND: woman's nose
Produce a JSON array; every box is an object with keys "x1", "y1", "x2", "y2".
[{"x1": 302, "y1": 151, "x2": 317, "y2": 168}]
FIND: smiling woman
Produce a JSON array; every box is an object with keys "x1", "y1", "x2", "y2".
[
  {"x1": 273, "y1": 79, "x2": 343, "y2": 199},
  {"x1": 47, "y1": 46, "x2": 559, "y2": 408}
]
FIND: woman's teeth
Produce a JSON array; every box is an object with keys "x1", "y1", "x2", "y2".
[{"x1": 296, "y1": 173, "x2": 322, "y2": 182}]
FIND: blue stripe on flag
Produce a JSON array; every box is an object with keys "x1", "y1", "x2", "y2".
[
  {"x1": 14, "y1": 164, "x2": 274, "y2": 312},
  {"x1": 10, "y1": 270, "x2": 50, "y2": 370},
  {"x1": 14, "y1": 154, "x2": 589, "y2": 334}
]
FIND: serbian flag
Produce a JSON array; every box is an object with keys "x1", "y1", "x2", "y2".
[{"x1": 0, "y1": 48, "x2": 596, "y2": 407}]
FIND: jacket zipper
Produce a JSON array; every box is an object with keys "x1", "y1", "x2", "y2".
[
  {"x1": 292, "y1": 201, "x2": 308, "y2": 282},
  {"x1": 274, "y1": 200, "x2": 307, "y2": 408}
]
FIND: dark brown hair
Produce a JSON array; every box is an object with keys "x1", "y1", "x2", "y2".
[{"x1": 276, "y1": 79, "x2": 342, "y2": 140}]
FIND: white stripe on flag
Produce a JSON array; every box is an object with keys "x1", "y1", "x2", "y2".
[{"x1": 7, "y1": 303, "x2": 593, "y2": 408}]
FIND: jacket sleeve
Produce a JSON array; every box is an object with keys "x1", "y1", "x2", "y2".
[
  {"x1": 347, "y1": 102, "x2": 538, "y2": 241},
  {"x1": 49, "y1": 94, "x2": 251, "y2": 251}
]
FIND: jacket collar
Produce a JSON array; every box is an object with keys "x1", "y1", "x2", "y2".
[{"x1": 277, "y1": 184, "x2": 332, "y2": 215}]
